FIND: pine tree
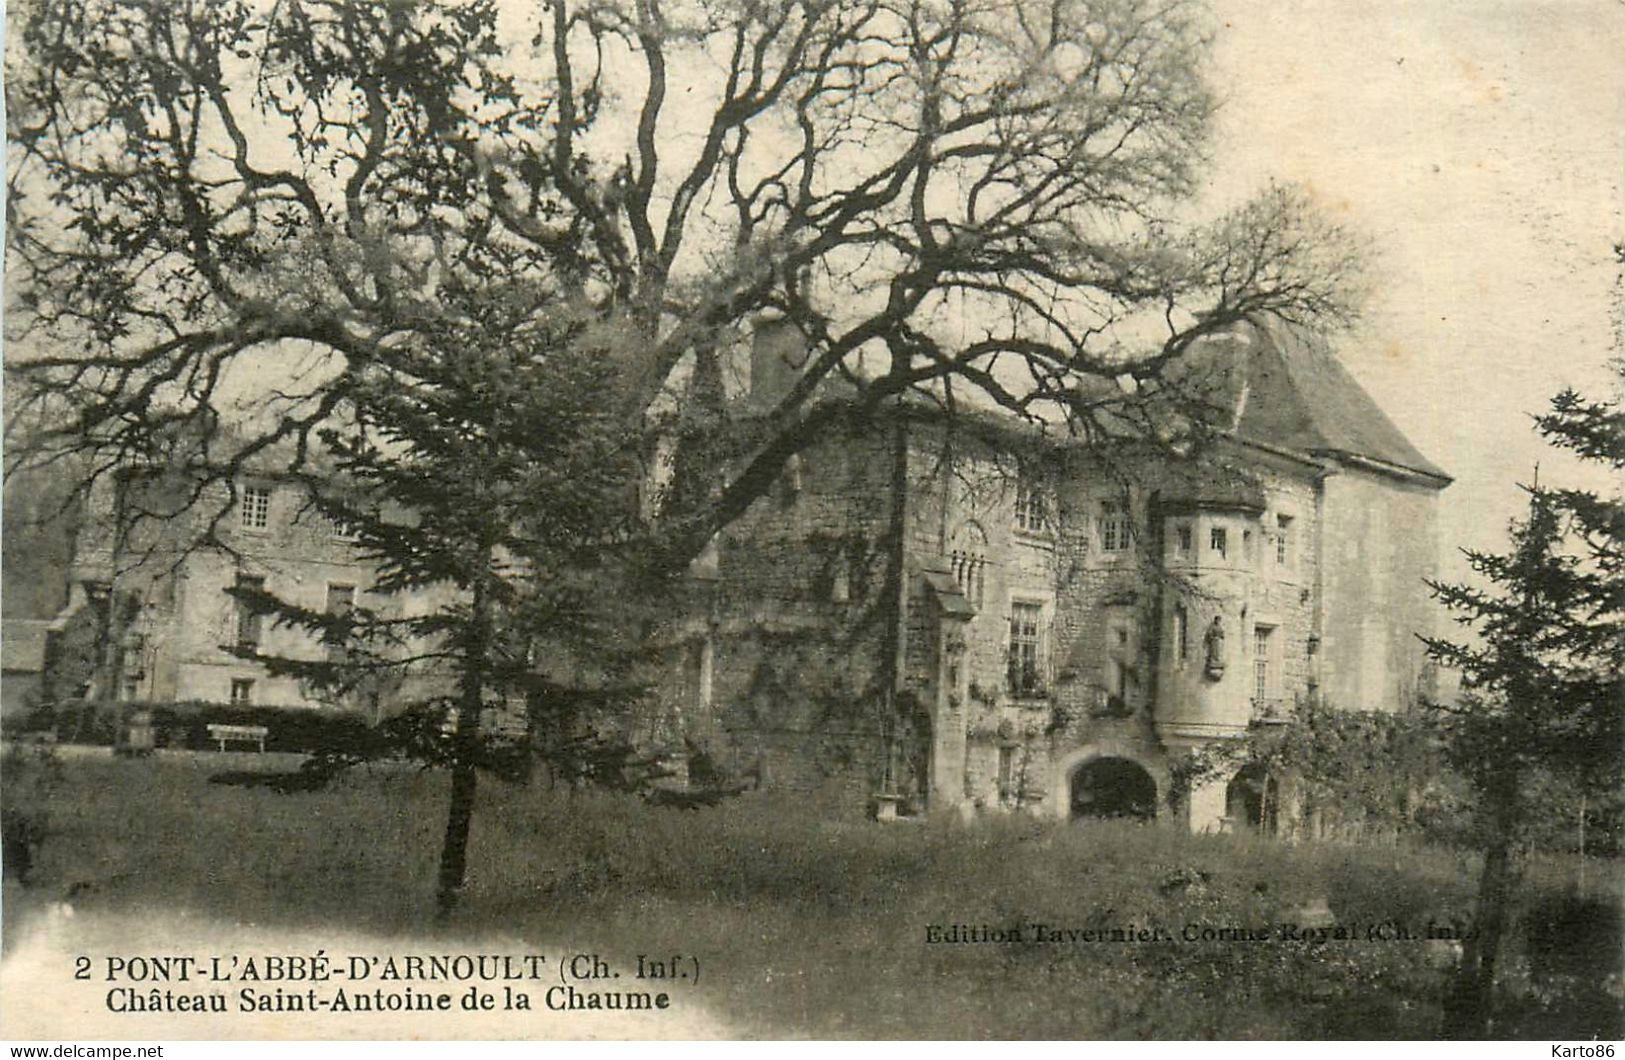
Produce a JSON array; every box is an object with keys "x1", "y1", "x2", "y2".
[
  {"x1": 1423, "y1": 366, "x2": 1624, "y2": 1037},
  {"x1": 242, "y1": 286, "x2": 663, "y2": 916}
]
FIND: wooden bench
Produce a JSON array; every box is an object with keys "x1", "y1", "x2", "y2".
[{"x1": 207, "y1": 723, "x2": 268, "y2": 753}]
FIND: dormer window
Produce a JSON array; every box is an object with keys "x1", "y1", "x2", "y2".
[{"x1": 240, "y1": 485, "x2": 271, "y2": 530}]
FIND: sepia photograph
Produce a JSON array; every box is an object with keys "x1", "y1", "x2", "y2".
[{"x1": 0, "y1": 0, "x2": 1620, "y2": 1043}]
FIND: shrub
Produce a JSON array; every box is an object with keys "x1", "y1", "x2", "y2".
[
  {"x1": 38, "y1": 699, "x2": 374, "y2": 754},
  {"x1": 0, "y1": 742, "x2": 65, "y2": 886},
  {"x1": 7, "y1": 759, "x2": 1619, "y2": 1039}
]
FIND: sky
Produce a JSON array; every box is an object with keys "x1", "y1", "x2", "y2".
[
  {"x1": 1202, "y1": 0, "x2": 1623, "y2": 584},
  {"x1": 3, "y1": 0, "x2": 1619, "y2": 594}
]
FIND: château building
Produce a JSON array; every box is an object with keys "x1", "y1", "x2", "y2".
[
  {"x1": 652, "y1": 315, "x2": 1451, "y2": 832},
  {"x1": 52, "y1": 462, "x2": 455, "y2": 719},
  {"x1": 44, "y1": 314, "x2": 1449, "y2": 834}
]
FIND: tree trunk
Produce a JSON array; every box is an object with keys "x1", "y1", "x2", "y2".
[
  {"x1": 1444, "y1": 785, "x2": 1519, "y2": 1038},
  {"x1": 435, "y1": 751, "x2": 480, "y2": 919},
  {"x1": 435, "y1": 571, "x2": 491, "y2": 919}
]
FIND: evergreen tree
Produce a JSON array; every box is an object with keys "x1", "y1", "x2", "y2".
[
  {"x1": 7, "y1": 0, "x2": 1366, "y2": 917},
  {"x1": 1422, "y1": 366, "x2": 1624, "y2": 1037},
  {"x1": 240, "y1": 285, "x2": 662, "y2": 916}
]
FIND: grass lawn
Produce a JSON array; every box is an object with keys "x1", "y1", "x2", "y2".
[{"x1": 4, "y1": 748, "x2": 1620, "y2": 1039}]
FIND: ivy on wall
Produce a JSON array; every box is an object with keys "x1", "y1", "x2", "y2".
[{"x1": 1166, "y1": 702, "x2": 1455, "y2": 833}]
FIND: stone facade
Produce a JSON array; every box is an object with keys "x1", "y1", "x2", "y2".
[
  {"x1": 662, "y1": 317, "x2": 1452, "y2": 831},
  {"x1": 652, "y1": 427, "x2": 904, "y2": 804},
  {"x1": 47, "y1": 314, "x2": 1448, "y2": 834},
  {"x1": 59, "y1": 468, "x2": 452, "y2": 715}
]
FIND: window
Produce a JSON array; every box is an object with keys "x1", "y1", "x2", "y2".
[
  {"x1": 234, "y1": 574, "x2": 265, "y2": 650},
  {"x1": 1209, "y1": 526, "x2": 1228, "y2": 559},
  {"x1": 120, "y1": 632, "x2": 147, "y2": 700},
  {"x1": 1013, "y1": 476, "x2": 1047, "y2": 534},
  {"x1": 829, "y1": 556, "x2": 851, "y2": 604},
  {"x1": 326, "y1": 583, "x2": 355, "y2": 616},
  {"x1": 1175, "y1": 523, "x2": 1193, "y2": 555},
  {"x1": 779, "y1": 453, "x2": 804, "y2": 507},
  {"x1": 1007, "y1": 601, "x2": 1045, "y2": 695},
  {"x1": 950, "y1": 521, "x2": 990, "y2": 608},
  {"x1": 997, "y1": 746, "x2": 1017, "y2": 801},
  {"x1": 239, "y1": 486, "x2": 271, "y2": 530},
  {"x1": 1100, "y1": 502, "x2": 1130, "y2": 552},
  {"x1": 685, "y1": 636, "x2": 714, "y2": 710},
  {"x1": 949, "y1": 550, "x2": 986, "y2": 608},
  {"x1": 691, "y1": 534, "x2": 721, "y2": 580},
  {"x1": 1276, "y1": 514, "x2": 1295, "y2": 567},
  {"x1": 1253, "y1": 626, "x2": 1275, "y2": 704},
  {"x1": 325, "y1": 583, "x2": 355, "y2": 661},
  {"x1": 230, "y1": 678, "x2": 255, "y2": 705},
  {"x1": 1173, "y1": 603, "x2": 1189, "y2": 665},
  {"x1": 120, "y1": 633, "x2": 146, "y2": 679}
]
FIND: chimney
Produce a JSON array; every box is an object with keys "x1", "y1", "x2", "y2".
[{"x1": 749, "y1": 312, "x2": 810, "y2": 412}]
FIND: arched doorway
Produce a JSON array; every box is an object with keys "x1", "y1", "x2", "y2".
[
  {"x1": 1069, "y1": 757, "x2": 1157, "y2": 820},
  {"x1": 1226, "y1": 764, "x2": 1280, "y2": 834}
]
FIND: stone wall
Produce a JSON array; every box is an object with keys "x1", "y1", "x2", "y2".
[
  {"x1": 1317, "y1": 465, "x2": 1443, "y2": 714},
  {"x1": 72, "y1": 472, "x2": 445, "y2": 712},
  {"x1": 901, "y1": 426, "x2": 1074, "y2": 813},
  {"x1": 674, "y1": 409, "x2": 1447, "y2": 830},
  {"x1": 676, "y1": 427, "x2": 903, "y2": 800}
]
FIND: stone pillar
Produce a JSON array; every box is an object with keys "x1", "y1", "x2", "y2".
[
  {"x1": 1188, "y1": 773, "x2": 1229, "y2": 833},
  {"x1": 929, "y1": 617, "x2": 970, "y2": 811},
  {"x1": 1276, "y1": 771, "x2": 1305, "y2": 840}
]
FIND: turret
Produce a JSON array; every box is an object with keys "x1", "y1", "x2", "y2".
[{"x1": 1153, "y1": 472, "x2": 1267, "y2": 746}]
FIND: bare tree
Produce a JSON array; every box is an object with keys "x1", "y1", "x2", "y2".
[
  {"x1": 7, "y1": 0, "x2": 1360, "y2": 543},
  {"x1": 4, "y1": 0, "x2": 1364, "y2": 910}
]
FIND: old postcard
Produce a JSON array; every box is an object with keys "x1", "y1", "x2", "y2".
[{"x1": 2, "y1": 0, "x2": 1620, "y2": 1043}]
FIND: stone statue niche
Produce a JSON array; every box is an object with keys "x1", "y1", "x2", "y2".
[{"x1": 1203, "y1": 616, "x2": 1226, "y2": 680}]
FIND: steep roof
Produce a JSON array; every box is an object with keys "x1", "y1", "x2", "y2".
[
  {"x1": 1156, "y1": 456, "x2": 1268, "y2": 513},
  {"x1": 1249, "y1": 322, "x2": 1450, "y2": 482},
  {"x1": 1185, "y1": 320, "x2": 1452, "y2": 485},
  {"x1": 744, "y1": 313, "x2": 1451, "y2": 487}
]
